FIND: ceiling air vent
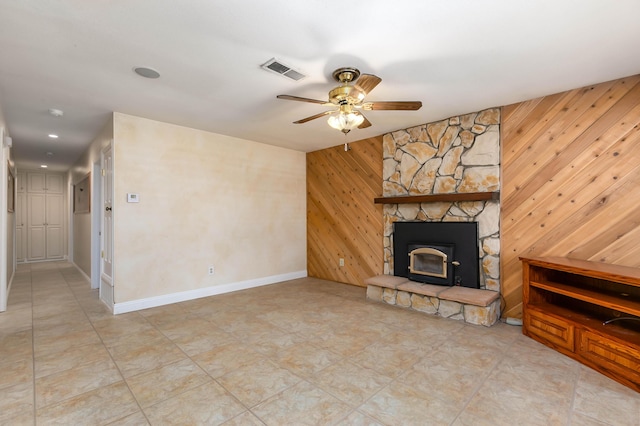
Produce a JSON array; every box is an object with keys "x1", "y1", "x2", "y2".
[{"x1": 261, "y1": 58, "x2": 306, "y2": 81}]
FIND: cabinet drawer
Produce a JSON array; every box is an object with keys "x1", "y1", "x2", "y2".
[
  {"x1": 577, "y1": 329, "x2": 640, "y2": 383},
  {"x1": 525, "y1": 309, "x2": 574, "y2": 351}
]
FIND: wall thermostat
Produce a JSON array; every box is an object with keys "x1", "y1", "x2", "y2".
[{"x1": 127, "y1": 193, "x2": 140, "y2": 203}]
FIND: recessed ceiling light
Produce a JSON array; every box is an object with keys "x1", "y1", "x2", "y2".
[
  {"x1": 133, "y1": 66, "x2": 160, "y2": 79},
  {"x1": 48, "y1": 108, "x2": 64, "y2": 117},
  {"x1": 48, "y1": 134, "x2": 58, "y2": 139},
  {"x1": 40, "y1": 164, "x2": 48, "y2": 168}
]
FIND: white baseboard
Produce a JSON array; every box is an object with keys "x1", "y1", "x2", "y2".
[
  {"x1": 113, "y1": 270, "x2": 307, "y2": 315},
  {"x1": 72, "y1": 262, "x2": 91, "y2": 283}
]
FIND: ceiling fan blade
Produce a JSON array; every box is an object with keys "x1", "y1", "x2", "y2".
[
  {"x1": 362, "y1": 101, "x2": 422, "y2": 111},
  {"x1": 293, "y1": 110, "x2": 334, "y2": 124},
  {"x1": 357, "y1": 113, "x2": 372, "y2": 129},
  {"x1": 354, "y1": 74, "x2": 382, "y2": 95},
  {"x1": 277, "y1": 95, "x2": 330, "y2": 105}
]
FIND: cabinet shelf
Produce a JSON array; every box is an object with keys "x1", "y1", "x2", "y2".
[{"x1": 530, "y1": 279, "x2": 640, "y2": 318}]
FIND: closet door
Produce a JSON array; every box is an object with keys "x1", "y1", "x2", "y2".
[
  {"x1": 45, "y1": 193, "x2": 64, "y2": 259},
  {"x1": 16, "y1": 172, "x2": 26, "y2": 262},
  {"x1": 25, "y1": 171, "x2": 66, "y2": 261},
  {"x1": 27, "y1": 193, "x2": 46, "y2": 261}
]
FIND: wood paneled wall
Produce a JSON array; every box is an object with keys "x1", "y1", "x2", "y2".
[
  {"x1": 501, "y1": 75, "x2": 640, "y2": 318},
  {"x1": 307, "y1": 137, "x2": 384, "y2": 286}
]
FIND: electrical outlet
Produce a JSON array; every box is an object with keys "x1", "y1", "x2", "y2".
[
  {"x1": 339, "y1": 258, "x2": 345, "y2": 267},
  {"x1": 208, "y1": 266, "x2": 215, "y2": 275}
]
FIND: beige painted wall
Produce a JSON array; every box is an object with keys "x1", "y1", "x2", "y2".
[
  {"x1": 69, "y1": 116, "x2": 114, "y2": 277},
  {"x1": 112, "y1": 113, "x2": 306, "y2": 303},
  {"x1": 1, "y1": 101, "x2": 15, "y2": 310}
]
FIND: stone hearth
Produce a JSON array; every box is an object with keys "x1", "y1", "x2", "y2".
[{"x1": 365, "y1": 275, "x2": 500, "y2": 326}]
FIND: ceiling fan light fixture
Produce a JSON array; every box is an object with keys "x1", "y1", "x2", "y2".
[{"x1": 327, "y1": 111, "x2": 364, "y2": 132}]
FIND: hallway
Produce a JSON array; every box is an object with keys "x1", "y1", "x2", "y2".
[{"x1": 1, "y1": 262, "x2": 639, "y2": 425}]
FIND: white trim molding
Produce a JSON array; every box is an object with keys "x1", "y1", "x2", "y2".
[{"x1": 113, "y1": 270, "x2": 307, "y2": 315}]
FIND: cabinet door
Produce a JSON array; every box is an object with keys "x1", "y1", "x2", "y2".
[
  {"x1": 524, "y1": 308, "x2": 574, "y2": 351},
  {"x1": 27, "y1": 172, "x2": 46, "y2": 193},
  {"x1": 45, "y1": 194, "x2": 64, "y2": 259},
  {"x1": 17, "y1": 172, "x2": 25, "y2": 193},
  {"x1": 27, "y1": 193, "x2": 46, "y2": 261},
  {"x1": 16, "y1": 226, "x2": 25, "y2": 262},
  {"x1": 577, "y1": 329, "x2": 640, "y2": 387},
  {"x1": 46, "y1": 174, "x2": 64, "y2": 194},
  {"x1": 16, "y1": 192, "x2": 27, "y2": 262}
]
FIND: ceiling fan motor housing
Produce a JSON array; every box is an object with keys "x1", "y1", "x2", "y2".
[{"x1": 329, "y1": 86, "x2": 365, "y2": 105}]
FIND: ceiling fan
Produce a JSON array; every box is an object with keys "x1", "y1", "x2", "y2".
[{"x1": 277, "y1": 67, "x2": 422, "y2": 134}]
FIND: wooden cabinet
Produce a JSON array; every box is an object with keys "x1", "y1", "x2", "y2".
[{"x1": 521, "y1": 257, "x2": 640, "y2": 393}]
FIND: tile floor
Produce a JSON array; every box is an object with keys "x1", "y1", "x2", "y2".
[{"x1": 1, "y1": 261, "x2": 639, "y2": 425}]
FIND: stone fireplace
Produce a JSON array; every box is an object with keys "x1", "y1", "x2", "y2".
[{"x1": 382, "y1": 108, "x2": 501, "y2": 293}]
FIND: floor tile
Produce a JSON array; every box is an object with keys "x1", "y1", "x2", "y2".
[
  {"x1": 106, "y1": 410, "x2": 150, "y2": 425},
  {"x1": 0, "y1": 381, "x2": 33, "y2": 423},
  {"x1": 359, "y1": 380, "x2": 461, "y2": 425},
  {"x1": 171, "y1": 326, "x2": 239, "y2": 357},
  {"x1": 0, "y1": 358, "x2": 33, "y2": 390},
  {"x1": 143, "y1": 381, "x2": 246, "y2": 425},
  {"x1": 334, "y1": 411, "x2": 385, "y2": 426},
  {"x1": 35, "y1": 341, "x2": 113, "y2": 378},
  {"x1": 108, "y1": 333, "x2": 187, "y2": 378},
  {"x1": 35, "y1": 357, "x2": 122, "y2": 408},
  {"x1": 92, "y1": 313, "x2": 155, "y2": 344},
  {"x1": 221, "y1": 410, "x2": 266, "y2": 425},
  {"x1": 34, "y1": 327, "x2": 103, "y2": 358},
  {"x1": 192, "y1": 341, "x2": 265, "y2": 378},
  {"x1": 350, "y1": 342, "x2": 422, "y2": 378},
  {"x1": 275, "y1": 341, "x2": 343, "y2": 377},
  {"x1": 36, "y1": 381, "x2": 139, "y2": 425},
  {"x1": 217, "y1": 358, "x2": 301, "y2": 407},
  {"x1": 572, "y1": 367, "x2": 640, "y2": 426},
  {"x1": 0, "y1": 329, "x2": 33, "y2": 366},
  {"x1": 126, "y1": 358, "x2": 211, "y2": 407},
  {"x1": 309, "y1": 359, "x2": 391, "y2": 406},
  {"x1": 252, "y1": 380, "x2": 352, "y2": 425}
]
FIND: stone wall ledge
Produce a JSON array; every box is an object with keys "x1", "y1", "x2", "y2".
[{"x1": 365, "y1": 275, "x2": 500, "y2": 327}]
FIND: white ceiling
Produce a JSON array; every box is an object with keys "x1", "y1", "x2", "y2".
[{"x1": 1, "y1": 1, "x2": 640, "y2": 172}]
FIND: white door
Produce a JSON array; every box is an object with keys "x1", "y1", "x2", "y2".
[
  {"x1": 25, "y1": 171, "x2": 65, "y2": 261},
  {"x1": 16, "y1": 172, "x2": 26, "y2": 262},
  {"x1": 27, "y1": 193, "x2": 46, "y2": 261},
  {"x1": 16, "y1": 192, "x2": 26, "y2": 262},
  {"x1": 100, "y1": 145, "x2": 114, "y2": 306},
  {"x1": 45, "y1": 193, "x2": 64, "y2": 258}
]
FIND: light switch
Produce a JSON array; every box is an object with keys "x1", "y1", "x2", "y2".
[{"x1": 127, "y1": 193, "x2": 140, "y2": 203}]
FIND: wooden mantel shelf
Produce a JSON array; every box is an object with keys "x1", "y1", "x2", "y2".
[{"x1": 374, "y1": 191, "x2": 500, "y2": 204}]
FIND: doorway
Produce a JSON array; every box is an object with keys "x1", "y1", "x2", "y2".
[{"x1": 98, "y1": 143, "x2": 114, "y2": 309}]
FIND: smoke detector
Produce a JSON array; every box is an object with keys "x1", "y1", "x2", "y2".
[{"x1": 261, "y1": 58, "x2": 306, "y2": 81}]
